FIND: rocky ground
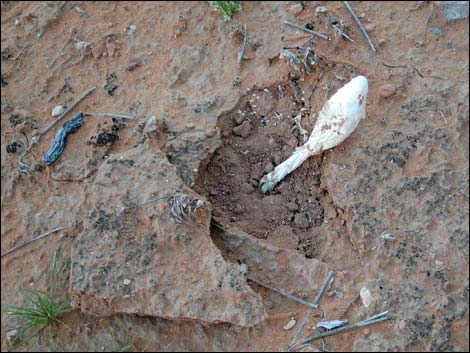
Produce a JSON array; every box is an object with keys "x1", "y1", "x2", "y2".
[{"x1": 1, "y1": 1, "x2": 469, "y2": 352}]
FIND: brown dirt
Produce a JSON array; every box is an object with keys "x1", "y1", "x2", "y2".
[{"x1": 1, "y1": 1, "x2": 468, "y2": 352}]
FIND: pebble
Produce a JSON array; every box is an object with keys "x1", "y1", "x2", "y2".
[
  {"x1": 428, "y1": 27, "x2": 443, "y2": 36},
  {"x1": 289, "y1": 3, "x2": 303, "y2": 15},
  {"x1": 123, "y1": 279, "x2": 131, "y2": 286},
  {"x1": 51, "y1": 105, "x2": 64, "y2": 117},
  {"x1": 106, "y1": 43, "x2": 117, "y2": 57},
  {"x1": 364, "y1": 23, "x2": 375, "y2": 32},
  {"x1": 6, "y1": 329, "x2": 18, "y2": 344},
  {"x1": 363, "y1": 328, "x2": 371, "y2": 337},
  {"x1": 378, "y1": 84, "x2": 396, "y2": 99},
  {"x1": 240, "y1": 183, "x2": 255, "y2": 194},
  {"x1": 294, "y1": 213, "x2": 310, "y2": 229},
  {"x1": 205, "y1": 128, "x2": 216, "y2": 137},
  {"x1": 398, "y1": 320, "x2": 407, "y2": 329},
  {"x1": 315, "y1": 6, "x2": 328, "y2": 13},
  {"x1": 15, "y1": 121, "x2": 30, "y2": 134},
  {"x1": 286, "y1": 201, "x2": 298, "y2": 212},
  {"x1": 273, "y1": 152, "x2": 284, "y2": 165},
  {"x1": 91, "y1": 46, "x2": 104, "y2": 59},
  {"x1": 127, "y1": 24, "x2": 137, "y2": 36},
  {"x1": 185, "y1": 122, "x2": 195, "y2": 129},
  {"x1": 264, "y1": 162, "x2": 274, "y2": 173},
  {"x1": 360, "y1": 287, "x2": 373, "y2": 308},
  {"x1": 145, "y1": 116, "x2": 158, "y2": 134},
  {"x1": 126, "y1": 58, "x2": 141, "y2": 71},
  {"x1": 283, "y1": 317, "x2": 297, "y2": 330},
  {"x1": 232, "y1": 120, "x2": 252, "y2": 138},
  {"x1": 234, "y1": 113, "x2": 245, "y2": 125},
  {"x1": 12, "y1": 108, "x2": 32, "y2": 120},
  {"x1": 434, "y1": 1, "x2": 469, "y2": 21}
]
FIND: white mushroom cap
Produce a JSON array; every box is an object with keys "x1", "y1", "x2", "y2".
[
  {"x1": 307, "y1": 75, "x2": 368, "y2": 153},
  {"x1": 260, "y1": 76, "x2": 368, "y2": 193}
]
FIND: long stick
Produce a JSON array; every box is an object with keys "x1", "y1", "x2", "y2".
[
  {"x1": 247, "y1": 277, "x2": 318, "y2": 309},
  {"x1": 283, "y1": 20, "x2": 331, "y2": 41},
  {"x1": 343, "y1": 1, "x2": 376, "y2": 52},
  {"x1": 301, "y1": 316, "x2": 388, "y2": 344},
  {"x1": 1, "y1": 227, "x2": 63, "y2": 257},
  {"x1": 287, "y1": 271, "x2": 334, "y2": 350},
  {"x1": 84, "y1": 113, "x2": 136, "y2": 120},
  {"x1": 237, "y1": 24, "x2": 247, "y2": 65},
  {"x1": 33, "y1": 86, "x2": 97, "y2": 143}
]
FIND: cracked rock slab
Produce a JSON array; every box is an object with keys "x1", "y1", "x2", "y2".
[
  {"x1": 70, "y1": 142, "x2": 266, "y2": 327},
  {"x1": 210, "y1": 219, "x2": 329, "y2": 303}
]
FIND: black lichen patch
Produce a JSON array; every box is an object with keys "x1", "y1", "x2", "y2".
[
  {"x1": 408, "y1": 315, "x2": 435, "y2": 345},
  {"x1": 6, "y1": 141, "x2": 21, "y2": 154},
  {"x1": 194, "y1": 99, "x2": 216, "y2": 113},
  {"x1": 91, "y1": 210, "x2": 119, "y2": 232},
  {"x1": 9, "y1": 114, "x2": 22, "y2": 127},
  {"x1": 104, "y1": 73, "x2": 118, "y2": 96},
  {"x1": 111, "y1": 118, "x2": 125, "y2": 132},
  {"x1": 34, "y1": 163, "x2": 45, "y2": 172},
  {"x1": 1, "y1": 76, "x2": 9, "y2": 87},
  {"x1": 95, "y1": 132, "x2": 119, "y2": 146},
  {"x1": 107, "y1": 159, "x2": 134, "y2": 168}
]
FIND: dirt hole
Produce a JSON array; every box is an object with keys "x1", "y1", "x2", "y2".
[{"x1": 195, "y1": 61, "x2": 358, "y2": 258}]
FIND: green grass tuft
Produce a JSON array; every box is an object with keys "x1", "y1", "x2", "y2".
[
  {"x1": 2, "y1": 246, "x2": 72, "y2": 349},
  {"x1": 209, "y1": 1, "x2": 242, "y2": 21}
]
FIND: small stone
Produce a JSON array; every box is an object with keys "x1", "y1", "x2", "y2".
[
  {"x1": 126, "y1": 58, "x2": 141, "y2": 71},
  {"x1": 51, "y1": 105, "x2": 64, "y2": 117},
  {"x1": 364, "y1": 23, "x2": 375, "y2": 32},
  {"x1": 315, "y1": 6, "x2": 328, "y2": 13},
  {"x1": 145, "y1": 116, "x2": 158, "y2": 134},
  {"x1": 294, "y1": 213, "x2": 310, "y2": 229},
  {"x1": 106, "y1": 43, "x2": 117, "y2": 57},
  {"x1": 398, "y1": 320, "x2": 406, "y2": 329},
  {"x1": 360, "y1": 287, "x2": 373, "y2": 308},
  {"x1": 12, "y1": 108, "x2": 32, "y2": 120},
  {"x1": 363, "y1": 328, "x2": 371, "y2": 337},
  {"x1": 273, "y1": 152, "x2": 284, "y2": 165},
  {"x1": 123, "y1": 279, "x2": 131, "y2": 286},
  {"x1": 15, "y1": 121, "x2": 29, "y2": 134},
  {"x1": 234, "y1": 113, "x2": 245, "y2": 125},
  {"x1": 264, "y1": 162, "x2": 274, "y2": 173},
  {"x1": 286, "y1": 201, "x2": 298, "y2": 212},
  {"x1": 289, "y1": 3, "x2": 304, "y2": 15},
  {"x1": 1, "y1": 99, "x2": 13, "y2": 113},
  {"x1": 205, "y1": 128, "x2": 216, "y2": 137},
  {"x1": 283, "y1": 317, "x2": 297, "y2": 330},
  {"x1": 6, "y1": 329, "x2": 18, "y2": 344},
  {"x1": 240, "y1": 183, "x2": 255, "y2": 194},
  {"x1": 428, "y1": 27, "x2": 443, "y2": 36},
  {"x1": 185, "y1": 122, "x2": 195, "y2": 129},
  {"x1": 91, "y1": 46, "x2": 104, "y2": 59},
  {"x1": 128, "y1": 24, "x2": 137, "y2": 36},
  {"x1": 434, "y1": 1, "x2": 469, "y2": 21},
  {"x1": 378, "y1": 84, "x2": 396, "y2": 99},
  {"x1": 232, "y1": 120, "x2": 252, "y2": 138}
]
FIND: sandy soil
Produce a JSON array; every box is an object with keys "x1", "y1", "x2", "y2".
[{"x1": 1, "y1": 1, "x2": 468, "y2": 352}]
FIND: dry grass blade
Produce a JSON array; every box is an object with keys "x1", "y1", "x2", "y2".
[{"x1": 169, "y1": 193, "x2": 205, "y2": 224}]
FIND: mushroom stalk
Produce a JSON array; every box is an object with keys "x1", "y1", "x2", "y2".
[{"x1": 260, "y1": 76, "x2": 368, "y2": 193}]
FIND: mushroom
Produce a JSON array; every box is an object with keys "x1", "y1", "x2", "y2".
[{"x1": 260, "y1": 75, "x2": 368, "y2": 193}]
